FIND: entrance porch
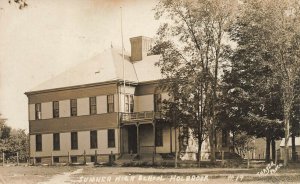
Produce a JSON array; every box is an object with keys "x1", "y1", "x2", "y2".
[{"x1": 120, "y1": 111, "x2": 175, "y2": 160}]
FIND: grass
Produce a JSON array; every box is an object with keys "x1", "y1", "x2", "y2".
[{"x1": 0, "y1": 162, "x2": 299, "y2": 183}]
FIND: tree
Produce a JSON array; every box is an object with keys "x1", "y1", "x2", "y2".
[
  {"x1": 230, "y1": 0, "x2": 300, "y2": 166},
  {"x1": 0, "y1": 114, "x2": 28, "y2": 162},
  {"x1": 233, "y1": 133, "x2": 255, "y2": 158},
  {"x1": 7, "y1": 129, "x2": 29, "y2": 162},
  {"x1": 154, "y1": 0, "x2": 237, "y2": 164}
]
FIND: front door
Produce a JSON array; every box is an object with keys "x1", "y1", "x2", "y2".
[{"x1": 127, "y1": 125, "x2": 137, "y2": 154}]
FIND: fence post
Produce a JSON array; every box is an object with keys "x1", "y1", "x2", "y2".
[
  {"x1": 68, "y1": 152, "x2": 70, "y2": 165},
  {"x1": 247, "y1": 150, "x2": 250, "y2": 169},
  {"x1": 152, "y1": 151, "x2": 155, "y2": 166},
  {"x1": 275, "y1": 150, "x2": 278, "y2": 165},
  {"x1": 109, "y1": 151, "x2": 113, "y2": 166},
  {"x1": 2, "y1": 153, "x2": 4, "y2": 166},
  {"x1": 83, "y1": 150, "x2": 86, "y2": 165},
  {"x1": 221, "y1": 151, "x2": 224, "y2": 166},
  {"x1": 17, "y1": 152, "x2": 19, "y2": 166},
  {"x1": 175, "y1": 151, "x2": 178, "y2": 168},
  {"x1": 51, "y1": 152, "x2": 53, "y2": 166},
  {"x1": 94, "y1": 150, "x2": 97, "y2": 165}
]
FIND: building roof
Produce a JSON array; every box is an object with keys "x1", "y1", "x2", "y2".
[
  {"x1": 279, "y1": 137, "x2": 300, "y2": 147},
  {"x1": 28, "y1": 48, "x2": 162, "y2": 93}
]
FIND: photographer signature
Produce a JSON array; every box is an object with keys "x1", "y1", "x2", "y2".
[{"x1": 256, "y1": 161, "x2": 283, "y2": 177}]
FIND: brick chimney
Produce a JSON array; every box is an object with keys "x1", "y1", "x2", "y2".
[{"x1": 130, "y1": 36, "x2": 153, "y2": 62}]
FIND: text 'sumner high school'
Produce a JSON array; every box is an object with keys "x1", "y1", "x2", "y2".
[{"x1": 25, "y1": 36, "x2": 229, "y2": 165}]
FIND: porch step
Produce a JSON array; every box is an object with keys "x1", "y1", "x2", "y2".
[
  {"x1": 118, "y1": 153, "x2": 162, "y2": 161},
  {"x1": 119, "y1": 154, "x2": 138, "y2": 160},
  {"x1": 139, "y1": 153, "x2": 163, "y2": 161}
]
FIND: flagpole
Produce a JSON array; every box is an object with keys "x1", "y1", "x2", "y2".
[{"x1": 121, "y1": 7, "x2": 126, "y2": 113}]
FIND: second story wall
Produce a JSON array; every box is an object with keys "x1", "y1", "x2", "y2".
[
  {"x1": 41, "y1": 102, "x2": 52, "y2": 119},
  {"x1": 27, "y1": 83, "x2": 120, "y2": 134},
  {"x1": 135, "y1": 95, "x2": 153, "y2": 112},
  {"x1": 28, "y1": 83, "x2": 118, "y2": 121}
]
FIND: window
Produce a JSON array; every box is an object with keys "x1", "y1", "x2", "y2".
[
  {"x1": 35, "y1": 103, "x2": 41, "y2": 120},
  {"x1": 53, "y1": 101, "x2": 59, "y2": 118},
  {"x1": 107, "y1": 95, "x2": 114, "y2": 113},
  {"x1": 35, "y1": 157, "x2": 41, "y2": 163},
  {"x1": 89, "y1": 97, "x2": 97, "y2": 115},
  {"x1": 70, "y1": 99, "x2": 77, "y2": 116},
  {"x1": 130, "y1": 95, "x2": 134, "y2": 112},
  {"x1": 108, "y1": 129, "x2": 115, "y2": 148},
  {"x1": 53, "y1": 157, "x2": 59, "y2": 163},
  {"x1": 155, "y1": 123, "x2": 163, "y2": 147},
  {"x1": 90, "y1": 130, "x2": 97, "y2": 149},
  {"x1": 71, "y1": 156, "x2": 77, "y2": 163},
  {"x1": 125, "y1": 95, "x2": 129, "y2": 112},
  {"x1": 154, "y1": 94, "x2": 162, "y2": 112},
  {"x1": 222, "y1": 130, "x2": 228, "y2": 147},
  {"x1": 53, "y1": 133, "x2": 60, "y2": 150},
  {"x1": 90, "y1": 156, "x2": 96, "y2": 163},
  {"x1": 36, "y1": 134, "x2": 42, "y2": 152},
  {"x1": 182, "y1": 126, "x2": 189, "y2": 147},
  {"x1": 71, "y1": 132, "x2": 78, "y2": 150},
  {"x1": 125, "y1": 95, "x2": 134, "y2": 113}
]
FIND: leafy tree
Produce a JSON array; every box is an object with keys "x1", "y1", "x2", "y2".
[
  {"x1": 0, "y1": 114, "x2": 28, "y2": 162},
  {"x1": 154, "y1": 0, "x2": 237, "y2": 164},
  {"x1": 229, "y1": 0, "x2": 300, "y2": 166},
  {"x1": 233, "y1": 133, "x2": 255, "y2": 158},
  {"x1": 7, "y1": 129, "x2": 29, "y2": 162}
]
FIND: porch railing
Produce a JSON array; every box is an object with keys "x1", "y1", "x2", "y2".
[{"x1": 121, "y1": 111, "x2": 162, "y2": 123}]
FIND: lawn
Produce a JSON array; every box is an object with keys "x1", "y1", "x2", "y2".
[{"x1": 0, "y1": 162, "x2": 299, "y2": 184}]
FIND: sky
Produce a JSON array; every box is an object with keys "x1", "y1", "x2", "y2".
[{"x1": 0, "y1": 0, "x2": 161, "y2": 131}]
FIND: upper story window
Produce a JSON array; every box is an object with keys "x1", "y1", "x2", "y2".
[
  {"x1": 89, "y1": 97, "x2": 97, "y2": 115},
  {"x1": 53, "y1": 101, "x2": 59, "y2": 118},
  {"x1": 107, "y1": 95, "x2": 114, "y2": 113},
  {"x1": 35, "y1": 103, "x2": 41, "y2": 120},
  {"x1": 70, "y1": 99, "x2": 77, "y2": 116},
  {"x1": 154, "y1": 94, "x2": 162, "y2": 112},
  {"x1": 125, "y1": 95, "x2": 134, "y2": 113}
]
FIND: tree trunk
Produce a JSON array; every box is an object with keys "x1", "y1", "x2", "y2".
[
  {"x1": 197, "y1": 140, "x2": 202, "y2": 167},
  {"x1": 265, "y1": 136, "x2": 271, "y2": 162},
  {"x1": 283, "y1": 84, "x2": 292, "y2": 167},
  {"x1": 208, "y1": 119, "x2": 216, "y2": 162},
  {"x1": 175, "y1": 127, "x2": 178, "y2": 168},
  {"x1": 271, "y1": 138, "x2": 276, "y2": 162},
  {"x1": 284, "y1": 115, "x2": 290, "y2": 167},
  {"x1": 232, "y1": 131, "x2": 235, "y2": 153},
  {"x1": 292, "y1": 133, "x2": 296, "y2": 161}
]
